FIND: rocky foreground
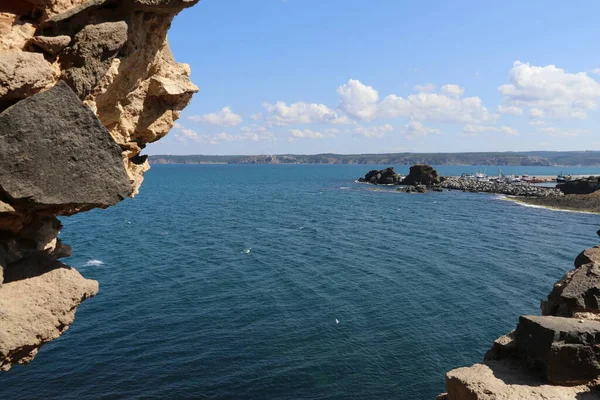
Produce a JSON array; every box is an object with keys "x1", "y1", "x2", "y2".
[
  {"x1": 0, "y1": 0, "x2": 199, "y2": 370},
  {"x1": 439, "y1": 243, "x2": 600, "y2": 399}
]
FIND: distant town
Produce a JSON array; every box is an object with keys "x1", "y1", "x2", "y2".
[{"x1": 149, "y1": 151, "x2": 600, "y2": 166}]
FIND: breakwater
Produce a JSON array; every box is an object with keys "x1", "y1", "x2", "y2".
[{"x1": 441, "y1": 177, "x2": 562, "y2": 197}]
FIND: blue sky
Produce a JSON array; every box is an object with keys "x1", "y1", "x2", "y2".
[{"x1": 149, "y1": 0, "x2": 600, "y2": 155}]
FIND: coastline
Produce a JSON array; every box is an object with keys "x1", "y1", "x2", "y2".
[{"x1": 499, "y1": 196, "x2": 600, "y2": 214}]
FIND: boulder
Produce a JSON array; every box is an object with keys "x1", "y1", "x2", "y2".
[
  {"x1": 515, "y1": 315, "x2": 600, "y2": 384},
  {"x1": 0, "y1": 50, "x2": 56, "y2": 109},
  {"x1": 61, "y1": 21, "x2": 128, "y2": 98},
  {"x1": 445, "y1": 360, "x2": 600, "y2": 400},
  {"x1": 0, "y1": 258, "x2": 98, "y2": 371},
  {"x1": 575, "y1": 246, "x2": 600, "y2": 268},
  {"x1": 0, "y1": 81, "x2": 132, "y2": 213},
  {"x1": 29, "y1": 35, "x2": 71, "y2": 54},
  {"x1": 541, "y1": 260, "x2": 600, "y2": 317},
  {"x1": 402, "y1": 164, "x2": 440, "y2": 186}
]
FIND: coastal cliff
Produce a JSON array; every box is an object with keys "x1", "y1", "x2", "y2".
[
  {"x1": 439, "y1": 241, "x2": 600, "y2": 399},
  {"x1": 0, "y1": 0, "x2": 198, "y2": 370}
]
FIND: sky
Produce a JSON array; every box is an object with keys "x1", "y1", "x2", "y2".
[{"x1": 149, "y1": 0, "x2": 600, "y2": 155}]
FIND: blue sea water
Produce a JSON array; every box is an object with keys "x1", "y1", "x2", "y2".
[{"x1": 2, "y1": 164, "x2": 600, "y2": 400}]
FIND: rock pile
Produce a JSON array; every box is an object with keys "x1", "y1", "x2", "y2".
[
  {"x1": 441, "y1": 177, "x2": 562, "y2": 197},
  {"x1": 440, "y1": 241, "x2": 600, "y2": 399},
  {"x1": 0, "y1": 0, "x2": 199, "y2": 370},
  {"x1": 358, "y1": 167, "x2": 404, "y2": 184}
]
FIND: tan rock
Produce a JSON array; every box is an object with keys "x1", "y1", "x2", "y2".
[
  {"x1": 0, "y1": 50, "x2": 56, "y2": 107},
  {"x1": 446, "y1": 360, "x2": 600, "y2": 400},
  {"x1": 0, "y1": 264, "x2": 98, "y2": 370},
  {"x1": 29, "y1": 35, "x2": 71, "y2": 54}
]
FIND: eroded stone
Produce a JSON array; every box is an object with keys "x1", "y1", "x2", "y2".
[{"x1": 0, "y1": 81, "x2": 132, "y2": 212}]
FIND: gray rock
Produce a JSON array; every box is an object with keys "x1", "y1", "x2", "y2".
[
  {"x1": 515, "y1": 315, "x2": 600, "y2": 384},
  {"x1": 29, "y1": 35, "x2": 72, "y2": 55},
  {"x1": 484, "y1": 330, "x2": 516, "y2": 361},
  {"x1": 541, "y1": 260, "x2": 600, "y2": 317},
  {"x1": 0, "y1": 81, "x2": 131, "y2": 212},
  {"x1": 61, "y1": 21, "x2": 128, "y2": 98}
]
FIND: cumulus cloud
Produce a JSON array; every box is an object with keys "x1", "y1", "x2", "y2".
[
  {"x1": 337, "y1": 79, "x2": 380, "y2": 121},
  {"x1": 402, "y1": 121, "x2": 440, "y2": 138},
  {"x1": 415, "y1": 83, "x2": 437, "y2": 92},
  {"x1": 440, "y1": 84, "x2": 465, "y2": 97},
  {"x1": 173, "y1": 123, "x2": 274, "y2": 144},
  {"x1": 289, "y1": 129, "x2": 330, "y2": 140},
  {"x1": 352, "y1": 124, "x2": 394, "y2": 138},
  {"x1": 337, "y1": 79, "x2": 493, "y2": 123},
  {"x1": 188, "y1": 107, "x2": 243, "y2": 126},
  {"x1": 463, "y1": 124, "x2": 519, "y2": 136},
  {"x1": 263, "y1": 101, "x2": 350, "y2": 125},
  {"x1": 498, "y1": 105, "x2": 523, "y2": 115},
  {"x1": 498, "y1": 61, "x2": 600, "y2": 119}
]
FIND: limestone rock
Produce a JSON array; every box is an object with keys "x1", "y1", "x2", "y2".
[
  {"x1": 29, "y1": 35, "x2": 71, "y2": 54},
  {"x1": 61, "y1": 21, "x2": 128, "y2": 99},
  {"x1": 0, "y1": 0, "x2": 199, "y2": 372},
  {"x1": 402, "y1": 164, "x2": 441, "y2": 186},
  {"x1": 515, "y1": 315, "x2": 600, "y2": 385},
  {"x1": 0, "y1": 81, "x2": 132, "y2": 212},
  {"x1": 0, "y1": 260, "x2": 98, "y2": 371},
  {"x1": 541, "y1": 261, "x2": 600, "y2": 317},
  {"x1": 0, "y1": 50, "x2": 56, "y2": 109},
  {"x1": 445, "y1": 360, "x2": 600, "y2": 400}
]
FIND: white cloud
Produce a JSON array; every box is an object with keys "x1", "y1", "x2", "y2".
[
  {"x1": 173, "y1": 123, "x2": 274, "y2": 144},
  {"x1": 188, "y1": 107, "x2": 243, "y2": 126},
  {"x1": 440, "y1": 84, "x2": 465, "y2": 97},
  {"x1": 593, "y1": 68, "x2": 600, "y2": 75},
  {"x1": 415, "y1": 83, "x2": 437, "y2": 92},
  {"x1": 337, "y1": 79, "x2": 380, "y2": 121},
  {"x1": 463, "y1": 124, "x2": 519, "y2": 136},
  {"x1": 498, "y1": 105, "x2": 523, "y2": 115},
  {"x1": 337, "y1": 79, "x2": 493, "y2": 123},
  {"x1": 250, "y1": 113, "x2": 262, "y2": 121},
  {"x1": 353, "y1": 124, "x2": 393, "y2": 138},
  {"x1": 289, "y1": 129, "x2": 330, "y2": 140},
  {"x1": 264, "y1": 101, "x2": 350, "y2": 125},
  {"x1": 540, "y1": 127, "x2": 588, "y2": 138},
  {"x1": 498, "y1": 61, "x2": 600, "y2": 119},
  {"x1": 529, "y1": 120, "x2": 547, "y2": 126},
  {"x1": 402, "y1": 121, "x2": 440, "y2": 138},
  {"x1": 529, "y1": 108, "x2": 545, "y2": 118}
]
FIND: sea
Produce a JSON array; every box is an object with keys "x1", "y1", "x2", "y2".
[{"x1": 2, "y1": 164, "x2": 600, "y2": 400}]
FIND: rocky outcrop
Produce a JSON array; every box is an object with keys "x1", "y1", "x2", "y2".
[
  {"x1": 442, "y1": 241, "x2": 600, "y2": 398},
  {"x1": 402, "y1": 164, "x2": 441, "y2": 186},
  {"x1": 358, "y1": 167, "x2": 404, "y2": 184},
  {"x1": 0, "y1": 0, "x2": 199, "y2": 370}
]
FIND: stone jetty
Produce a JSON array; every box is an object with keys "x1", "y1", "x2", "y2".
[{"x1": 441, "y1": 177, "x2": 563, "y2": 197}]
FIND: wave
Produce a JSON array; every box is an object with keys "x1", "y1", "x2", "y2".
[{"x1": 84, "y1": 259, "x2": 104, "y2": 267}]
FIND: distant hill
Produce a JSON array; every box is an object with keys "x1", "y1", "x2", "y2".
[{"x1": 149, "y1": 151, "x2": 600, "y2": 167}]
